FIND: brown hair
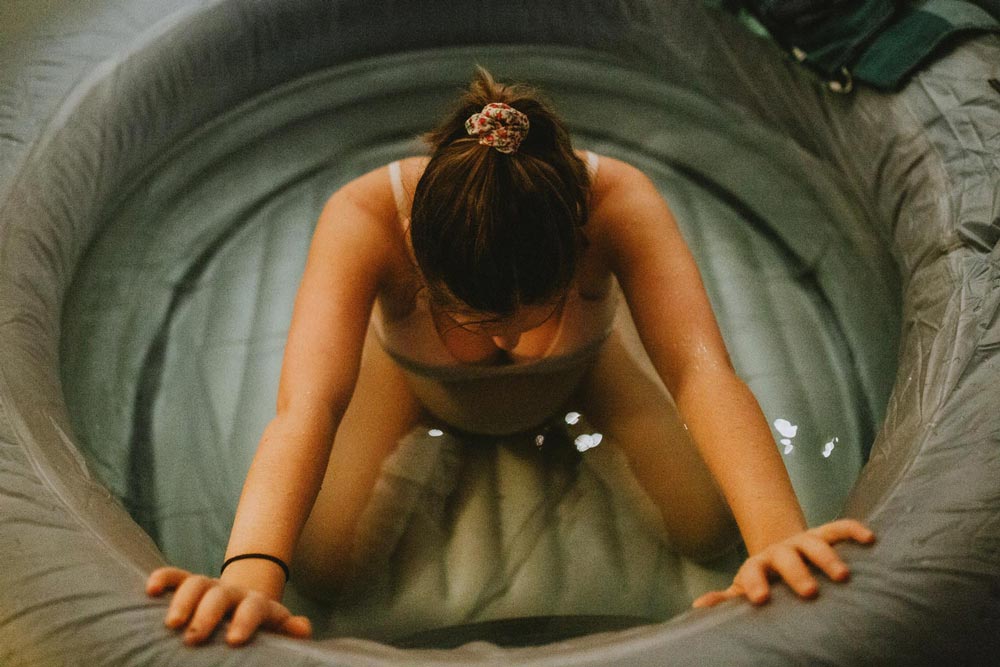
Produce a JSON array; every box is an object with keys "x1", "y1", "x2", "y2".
[{"x1": 409, "y1": 67, "x2": 591, "y2": 318}]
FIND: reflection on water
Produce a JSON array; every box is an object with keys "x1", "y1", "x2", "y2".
[
  {"x1": 822, "y1": 437, "x2": 838, "y2": 458},
  {"x1": 560, "y1": 411, "x2": 603, "y2": 452},
  {"x1": 774, "y1": 419, "x2": 798, "y2": 438},
  {"x1": 430, "y1": 410, "x2": 604, "y2": 455},
  {"x1": 574, "y1": 432, "x2": 603, "y2": 452},
  {"x1": 775, "y1": 418, "x2": 797, "y2": 455},
  {"x1": 774, "y1": 417, "x2": 840, "y2": 460}
]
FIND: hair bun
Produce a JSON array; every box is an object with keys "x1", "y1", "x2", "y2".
[{"x1": 464, "y1": 102, "x2": 530, "y2": 154}]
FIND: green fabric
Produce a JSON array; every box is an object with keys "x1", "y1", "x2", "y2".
[
  {"x1": 729, "y1": 0, "x2": 1000, "y2": 89},
  {"x1": 788, "y1": 1, "x2": 897, "y2": 75},
  {"x1": 855, "y1": 0, "x2": 1000, "y2": 88},
  {"x1": 730, "y1": 0, "x2": 898, "y2": 78}
]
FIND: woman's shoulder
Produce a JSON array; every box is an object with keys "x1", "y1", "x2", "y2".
[
  {"x1": 318, "y1": 158, "x2": 429, "y2": 233},
  {"x1": 325, "y1": 163, "x2": 398, "y2": 218},
  {"x1": 586, "y1": 154, "x2": 649, "y2": 199},
  {"x1": 584, "y1": 154, "x2": 679, "y2": 269},
  {"x1": 312, "y1": 163, "x2": 415, "y2": 275},
  {"x1": 585, "y1": 154, "x2": 656, "y2": 229},
  {"x1": 396, "y1": 155, "x2": 431, "y2": 180}
]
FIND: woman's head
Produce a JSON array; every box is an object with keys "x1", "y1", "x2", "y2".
[{"x1": 409, "y1": 67, "x2": 591, "y2": 319}]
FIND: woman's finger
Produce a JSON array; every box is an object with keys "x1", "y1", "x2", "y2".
[
  {"x1": 812, "y1": 519, "x2": 875, "y2": 545},
  {"x1": 279, "y1": 614, "x2": 313, "y2": 639},
  {"x1": 261, "y1": 599, "x2": 313, "y2": 638},
  {"x1": 145, "y1": 566, "x2": 190, "y2": 596},
  {"x1": 184, "y1": 585, "x2": 237, "y2": 646},
  {"x1": 735, "y1": 558, "x2": 771, "y2": 604},
  {"x1": 768, "y1": 547, "x2": 818, "y2": 599},
  {"x1": 797, "y1": 533, "x2": 851, "y2": 582},
  {"x1": 692, "y1": 585, "x2": 740, "y2": 609},
  {"x1": 226, "y1": 594, "x2": 272, "y2": 646},
  {"x1": 227, "y1": 597, "x2": 313, "y2": 645},
  {"x1": 165, "y1": 575, "x2": 214, "y2": 629}
]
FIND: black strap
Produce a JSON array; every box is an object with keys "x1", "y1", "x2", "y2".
[{"x1": 220, "y1": 553, "x2": 290, "y2": 582}]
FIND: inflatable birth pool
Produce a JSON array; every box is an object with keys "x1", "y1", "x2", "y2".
[{"x1": 1, "y1": 0, "x2": 998, "y2": 664}]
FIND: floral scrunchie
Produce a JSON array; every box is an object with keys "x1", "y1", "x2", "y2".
[{"x1": 464, "y1": 102, "x2": 530, "y2": 154}]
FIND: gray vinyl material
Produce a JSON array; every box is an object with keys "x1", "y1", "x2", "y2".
[{"x1": 0, "y1": 0, "x2": 997, "y2": 665}]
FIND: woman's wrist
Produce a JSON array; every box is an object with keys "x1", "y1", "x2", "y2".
[
  {"x1": 222, "y1": 553, "x2": 290, "y2": 581},
  {"x1": 742, "y1": 516, "x2": 808, "y2": 555},
  {"x1": 218, "y1": 557, "x2": 287, "y2": 600}
]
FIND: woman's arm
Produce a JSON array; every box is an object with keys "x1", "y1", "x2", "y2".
[
  {"x1": 593, "y1": 158, "x2": 874, "y2": 605},
  {"x1": 146, "y1": 175, "x2": 393, "y2": 645}
]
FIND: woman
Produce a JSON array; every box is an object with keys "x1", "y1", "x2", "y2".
[{"x1": 146, "y1": 68, "x2": 874, "y2": 646}]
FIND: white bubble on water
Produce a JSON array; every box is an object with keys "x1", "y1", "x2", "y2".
[
  {"x1": 774, "y1": 419, "x2": 798, "y2": 438},
  {"x1": 574, "y1": 432, "x2": 603, "y2": 452},
  {"x1": 822, "y1": 437, "x2": 839, "y2": 458}
]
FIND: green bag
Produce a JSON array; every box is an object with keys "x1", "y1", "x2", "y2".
[{"x1": 729, "y1": 0, "x2": 1000, "y2": 90}]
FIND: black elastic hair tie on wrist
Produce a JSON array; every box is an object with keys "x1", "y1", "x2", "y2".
[{"x1": 220, "y1": 553, "x2": 290, "y2": 582}]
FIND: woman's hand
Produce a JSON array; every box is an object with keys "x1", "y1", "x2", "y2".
[
  {"x1": 146, "y1": 567, "x2": 312, "y2": 646},
  {"x1": 691, "y1": 519, "x2": 876, "y2": 608}
]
